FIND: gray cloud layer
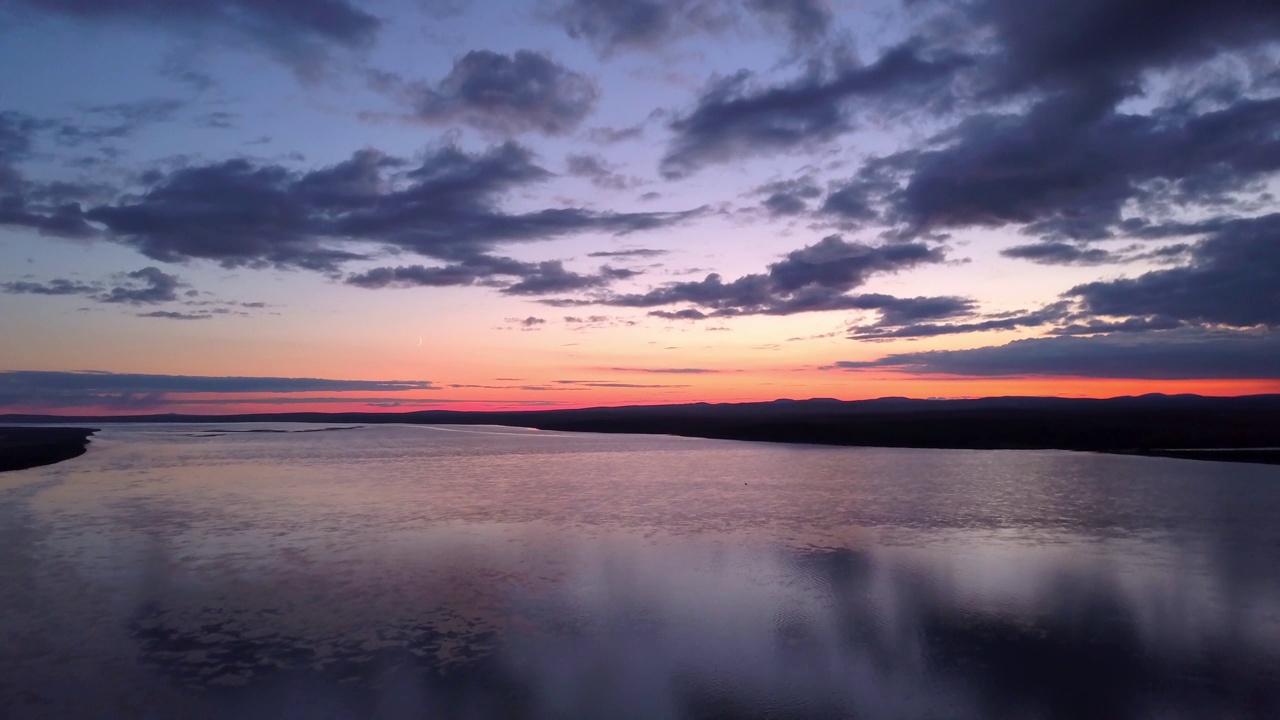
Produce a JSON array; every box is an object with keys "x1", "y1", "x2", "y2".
[
  {"x1": 0, "y1": 370, "x2": 437, "y2": 409},
  {"x1": 831, "y1": 331, "x2": 1280, "y2": 380}
]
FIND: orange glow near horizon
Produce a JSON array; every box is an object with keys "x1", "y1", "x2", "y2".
[{"x1": 8, "y1": 374, "x2": 1278, "y2": 417}]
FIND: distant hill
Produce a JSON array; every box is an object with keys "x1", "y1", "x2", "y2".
[{"x1": 6, "y1": 395, "x2": 1280, "y2": 456}]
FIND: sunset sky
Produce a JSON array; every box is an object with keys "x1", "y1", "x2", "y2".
[{"x1": 1, "y1": 0, "x2": 1277, "y2": 414}]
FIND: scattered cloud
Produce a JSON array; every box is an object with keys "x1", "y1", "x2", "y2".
[
  {"x1": 3, "y1": 266, "x2": 185, "y2": 305},
  {"x1": 507, "y1": 316, "x2": 547, "y2": 328},
  {"x1": 52, "y1": 99, "x2": 186, "y2": 147},
  {"x1": 1, "y1": 278, "x2": 100, "y2": 296},
  {"x1": 0, "y1": 370, "x2": 437, "y2": 409},
  {"x1": 136, "y1": 310, "x2": 213, "y2": 320},
  {"x1": 99, "y1": 267, "x2": 184, "y2": 304},
  {"x1": 757, "y1": 177, "x2": 823, "y2": 217},
  {"x1": 345, "y1": 255, "x2": 640, "y2": 296},
  {"x1": 371, "y1": 50, "x2": 598, "y2": 136},
  {"x1": 607, "y1": 367, "x2": 719, "y2": 373},
  {"x1": 553, "y1": 379, "x2": 691, "y2": 388},
  {"x1": 586, "y1": 248, "x2": 667, "y2": 259},
  {"x1": 565, "y1": 153, "x2": 635, "y2": 190},
  {"x1": 1000, "y1": 243, "x2": 1119, "y2": 266},
  {"x1": 84, "y1": 142, "x2": 698, "y2": 272},
  {"x1": 576, "y1": 234, "x2": 957, "y2": 320}
]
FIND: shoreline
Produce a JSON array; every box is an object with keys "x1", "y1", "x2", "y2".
[
  {"x1": 1109, "y1": 448, "x2": 1280, "y2": 465},
  {"x1": 5, "y1": 395, "x2": 1280, "y2": 468},
  {"x1": 0, "y1": 427, "x2": 97, "y2": 472},
  {"x1": 4, "y1": 422, "x2": 1279, "y2": 470}
]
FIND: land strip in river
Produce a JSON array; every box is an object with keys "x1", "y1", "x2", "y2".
[{"x1": 6, "y1": 394, "x2": 1280, "y2": 468}]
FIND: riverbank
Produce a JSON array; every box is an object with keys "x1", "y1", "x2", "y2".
[
  {"x1": 1113, "y1": 448, "x2": 1280, "y2": 465},
  {"x1": 5, "y1": 395, "x2": 1280, "y2": 466},
  {"x1": 0, "y1": 427, "x2": 97, "y2": 472}
]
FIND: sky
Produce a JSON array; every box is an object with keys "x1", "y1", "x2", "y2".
[{"x1": 1, "y1": 0, "x2": 1278, "y2": 414}]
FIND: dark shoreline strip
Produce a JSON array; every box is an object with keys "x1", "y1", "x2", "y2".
[
  {"x1": 0, "y1": 427, "x2": 98, "y2": 472},
  {"x1": 1109, "y1": 449, "x2": 1280, "y2": 466}
]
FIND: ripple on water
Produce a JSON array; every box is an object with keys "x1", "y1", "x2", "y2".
[{"x1": 1, "y1": 424, "x2": 1278, "y2": 719}]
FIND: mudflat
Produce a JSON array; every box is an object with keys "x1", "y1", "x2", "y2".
[{"x1": 0, "y1": 427, "x2": 96, "y2": 472}]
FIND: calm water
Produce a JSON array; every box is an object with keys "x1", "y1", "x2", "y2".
[{"x1": 1, "y1": 424, "x2": 1278, "y2": 719}]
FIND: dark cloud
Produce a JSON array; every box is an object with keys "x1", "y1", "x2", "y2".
[
  {"x1": 768, "y1": 235, "x2": 941, "y2": 293},
  {"x1": 649, "y1": 308, "x2": 709, "y2": 320},
  {"x1": 586, "y1": 248, "x2": 667, "y2": 258},
  {"x1": 547, "y1": 0, "x2": 735, "y2": 56},
  {"x1": 584, "y1": 235, "x2": 954, "y2": 319},
  {"x1": 1001, "y1": 242, "x2": 1115, "y2": 266},
  {"x1": 852, "y1": 213, "x2": 1280, "y2": 340},
  {"x1": 868, "y1": 294, "x2": 978, "y2": 326},
  {"x1": 746, "y1": 0, "x2": 831, "y2": 47},
  {"x1": 9, "y1": 0, "x2": 380, "y2": 81},
  {"x1": 0, "y1": 197, "x2": 97, "y2": 239},
  {"x1": 345, "y1": 263, "x2": 485, "y2": 289},
  {"x1": 830, "y1": 331, "x2": 1280, "y2": 380},
  {"x1": 515, "y1": 316, "x2": 546, "y2": 328},
  {"x1": 565, "y1": 153, "x2": 635, "y2": 190},
  {"x1": 757, "y1": 178, "x2": 822, "y2": 216},
  {"x1": 1, "y1": 268, "x2": 270, "y2": 319},
  {"x1": 1, "y1": 278, "x2": 100, "y2": 296},
  {"x1": 3, "y1": 267, "x2": 185, "y2": 305},
  {"x1": 957, "y1": 0, "x2": 1280, "y2": 100},
  {"x1": 1066, "y1": 214, "x2": 1280, "y2": 329},
  {"x1": 0, "y1": 370, "x2": 438, "y2": 409},
  {"x1": 820, "y1": 181, "x2": 879, "y2": 223},
  {"x1": 836, "y1": 88, "x2": 1280, "y2": 241},
  {"x1": 1001, "y1": 241, "x2": 1196, "y2": 267},
  {"x1": 846, "y1": 307, "x2": 1065, "y2": 340},
  {"x1": 374, "y1": 50, "x2": 598, "y2": 136},
  {"x1": 53, "y1": 99, "x2": 186, "y2": 147},
  {"x1": 585, "y1": 124, "x2": 645, "y2": 144},
  {"x1": 345, "y1": 255, "x2": 638, "y2": 295},
  {"x1": 803, "y1": 0, "x2": 1280, "y2": 241},
  {"x1": 25, "y1": 180, "x2": 116, "y2": 206},
  {"x1": 86, "y1": 142, "x2": 696, "y2": 272},
  {"x1": 136, "y1": 310, "x2": 213, "y2": 320},
  {"x1": 502, "y1": 262, "x2": 636, "y2": 295},
  {"x1": 99, "y1": 267, "x2": 183, "y2": 305},
  {"x1": 0, "y1": 113, "x2": 100, "y2": 238},
  {"x1": 660, "y1": 42, "x2": 969, "y2": 178},
  {"x1": 1049, "y1": 317, "x2": 1183, "y2": 336}
]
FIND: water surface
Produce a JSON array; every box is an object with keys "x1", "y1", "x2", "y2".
[{"x1": 2, "y1": 424, "x2": 1278, "y2": 719}]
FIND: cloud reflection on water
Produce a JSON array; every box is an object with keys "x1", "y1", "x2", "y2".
[{"x1": 1, "y1": 425, "x2": 1277, "y2": 718}]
